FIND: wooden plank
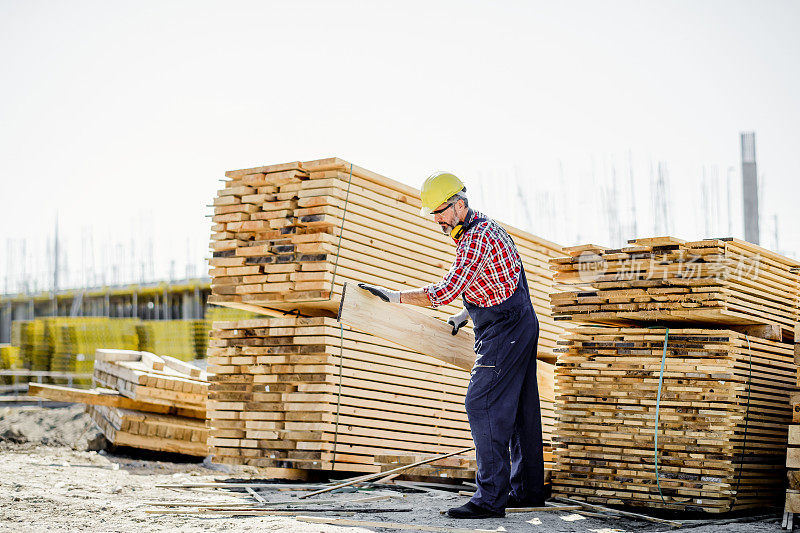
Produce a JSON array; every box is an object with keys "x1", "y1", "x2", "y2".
[
  {"x1": 26, "y1": 383, "x2": 205, "y2": 418},
  {"x1": 787, "y1": 490, "x2": 800, "y2": 514},
  {"x1": 337, "y1": 283, "x2": 475, "y2": 371}
]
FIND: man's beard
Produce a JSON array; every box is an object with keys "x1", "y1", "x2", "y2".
[
  {"x1": 439, "y1": 221, "x2": 455, "y2": 235},
  {"x1": 438, "y1": 211, "x2": 459, "y2": 235}
]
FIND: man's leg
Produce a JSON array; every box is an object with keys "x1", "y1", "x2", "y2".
[
  {"x1": 464, "y1": 366, "x2": 516, "y2": 513},
  {"x1": 509, "y1": 315, "x2": 545, "y2": 503},
  {"x1": 463, "y1": 333, "x2": 537, "y2": 512}
]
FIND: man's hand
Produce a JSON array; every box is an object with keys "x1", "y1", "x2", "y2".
[
  {"x1": 358, "y1": 283, "x2": 401, "y2": 303},
  {"x1": 447, "y1": 307, "x2": 470, "y2": 335}
]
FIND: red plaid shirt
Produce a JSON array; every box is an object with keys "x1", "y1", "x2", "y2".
[{"x1": 424, "y1": 211, "x2": 522, "y2": 308}]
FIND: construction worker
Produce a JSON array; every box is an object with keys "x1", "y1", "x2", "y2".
[{"x1": 359, "y1": 172, "x2": 545, "y2": 519}]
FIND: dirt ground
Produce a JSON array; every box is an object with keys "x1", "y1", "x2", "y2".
[{"x1": 0, "y1": 404, "x2": 786, "y2": 532}]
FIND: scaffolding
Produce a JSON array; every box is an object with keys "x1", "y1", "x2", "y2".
[{"x1": 0, "y1": 278, "x2": 211, "y2": 344}]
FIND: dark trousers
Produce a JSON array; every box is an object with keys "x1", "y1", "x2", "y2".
[{"x1": 464, "y1": 270, "x2": 544, "y2": 512}]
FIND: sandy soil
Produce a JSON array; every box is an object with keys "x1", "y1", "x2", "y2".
[{"x1": 0, "y1": 405, "x2": 784, "y2": 533}]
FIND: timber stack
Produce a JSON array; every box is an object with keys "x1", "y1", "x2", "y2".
[
  {"x1": 208, "y1": 315, "x2": 556, "y2": 473},
  {"x1": 783, "y1": 326, "x2": 800, "y2": 526},
  {"x1": 550, "y1": 236, "x2": 799, "y2": 339},
  {"x1": 89, "y1": 349, "x2": 209, "y2": 456},
  {"x1": 786, "y1": 395, "x2": 800, "y2": 526},
  {"x1": 207, "y1": 157, "x2": 564, "y2": 476},
  {"x1": 550, "y1": 236, "x2": 800, "y2": 512}
]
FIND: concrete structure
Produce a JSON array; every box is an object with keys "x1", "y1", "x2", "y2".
[{"x1": 741, "y1": 131, "x2": 760, "y2": 245}]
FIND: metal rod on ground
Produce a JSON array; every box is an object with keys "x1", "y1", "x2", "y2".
[
  {"x1": 553, "y1": 497, "x2": 683, "y2": 528},
  {"x1": 155, "y1": 483, "x2": 324, "y2": 490},
  {"x1": 299, "y1": 446, "x2": 476, "y2": 499},
  {"x1": 145, "y1": 494, "x2": 396, "y2": 508},
  {"x1": 146, "y1": 507, "x2": 412, "y2": 515}
]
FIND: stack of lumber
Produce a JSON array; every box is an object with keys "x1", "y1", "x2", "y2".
[
  {"x1": 783, "y1": 334, "x2": 800, "y2": 527},
  {"x1": 550, "y1": 237, "x2": 800, "y2": 339},
  {"x1": 550, "y1": 237, "x2": 800, "y2": 512},
  {"x1": 28, "y1": 381, "x2": 209, "y2": 456},
  {"x1": 207, "y1": 316, "x2": 556, "y2": 473},
  {"x1": 553, "y1": 326, "x2": 797, "y2": 512},
  {"x1": 86, "y1": 349, "x2": 210, "y2": 456},
  {"x1": 93, "y1": 349, "x2": 208, "y2": 410},
  {"x1": 786, "y1": 393, "x2": 800, "y2": 525},
  {"x1": 136, "y1": 319, "x2": 209, "y2": 361},
  {"x1": 86, "y1": 406, "x2": 208, "y2": 456},
  {"x1": 208, "y1": 157, "x2": 565, "y2": 360}
]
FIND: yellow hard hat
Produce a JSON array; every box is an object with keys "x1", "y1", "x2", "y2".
[{"x1": 419, "y1": 172, "x2": 465, "y2": 216}]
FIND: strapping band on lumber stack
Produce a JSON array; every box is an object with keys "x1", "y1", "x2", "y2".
[
  {"x1": 89, "y1": 349, "x2": 210, "y2": 456},
  {"x1": 207, "y1": 316, "x2": 556, "y2": 473},
  {"x1": 550, "y1": 237, "x2": 800, "y2": 340},
  {"x1": 550, "y1": 236, "x2": 800, "y2": 513}
]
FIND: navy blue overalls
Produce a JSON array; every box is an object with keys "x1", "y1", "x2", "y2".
[{"x1": 463, "y1": 248, "x2": 544, "y2": 513}]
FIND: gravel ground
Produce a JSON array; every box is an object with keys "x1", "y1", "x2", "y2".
[{"x1": 0, "y1": 405, "x2": 786, "y2": 533}]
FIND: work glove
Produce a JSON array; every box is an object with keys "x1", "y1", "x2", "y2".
[
  {"x1": 447, "y1": 307, "x2": 470, "y2": 335},
  {"x1": 358, "y1": 283, "x2": 401, "y2": 303}
]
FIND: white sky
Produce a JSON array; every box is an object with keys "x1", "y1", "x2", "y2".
[{"x1": 1, "y1": 0, "x2": 798, "y2": 292}]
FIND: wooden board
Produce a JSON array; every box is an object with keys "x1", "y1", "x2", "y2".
[
  {"x1": 337, "y1": 283, "x2": 475, "y2": 371},
  {"x1": 27, "y1": 383, "x2": 205, "y2": 418}
]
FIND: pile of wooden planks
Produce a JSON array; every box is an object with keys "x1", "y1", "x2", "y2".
[
  {"x1": 93, "y1": 349, "x2": 208, "y2": 410},
  {"x1": 86, "y1": 405, "x2": 208, "y2": 456},
  {"x1": 786, "y1": 394, "x2": 800, "y2": 527},
  {"x1": 553, "y1": 326, "x2": 797, "y2": 512},
  {"x1": 207, "y1": 316, "x2": 556, "y2": 473},
  {"x1": 208, "y1": 157, "x2": 566, "y2": 360},
  {"x1": 550, "y1": 237, "x2": 800, "y2": 339},
  {"x1": 88, "y1": 349, "x2": 210, "y2": 456},
  {"x1": 206, "y1": 157, "x2": 566, "y2": 477}
]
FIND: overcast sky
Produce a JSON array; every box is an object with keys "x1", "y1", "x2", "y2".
[{"x1": 1, "y1": 0, "x2": 798, "y2": 292}]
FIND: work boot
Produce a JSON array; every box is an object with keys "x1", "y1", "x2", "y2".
[{"x1": 447, "y1": 501, "x2": 505, "y2": 519}]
